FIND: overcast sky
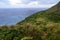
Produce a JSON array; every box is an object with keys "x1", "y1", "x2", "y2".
[{"x1": 0, "y1": 0, "x2": 60, "y2": 8}]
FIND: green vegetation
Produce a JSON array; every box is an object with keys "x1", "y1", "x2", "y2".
[{"x1": 0, "y1": 2, "x2": 60, "y2": 40}]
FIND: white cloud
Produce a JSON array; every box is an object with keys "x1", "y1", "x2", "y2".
[
  {"x1": 28, "y1": 1, "x2": 39, "y2": 6},
  {"x1": 9, "y1": 0, "x2": 22, "y2": 5},
  {"x1": 27, "y1": 1, "x2": 53, "y2": 8},
  {"x1": 17, "y1": 1, "x2": 56, "y2": 8},
  {"x1": 1, "y1": 0, "x2": 56, "y2": 8}
]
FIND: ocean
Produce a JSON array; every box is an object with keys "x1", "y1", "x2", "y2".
[{"x1": 0, "y1": 8, "x2": 46, "y2": 25}]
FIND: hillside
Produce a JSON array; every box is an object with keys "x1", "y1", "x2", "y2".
[
  {"x1": 0, "y1": 2, "x2": 60, "y2": 40},
  {"x1": 17, "y1": 2, "x2": 60, "y2": 40}
]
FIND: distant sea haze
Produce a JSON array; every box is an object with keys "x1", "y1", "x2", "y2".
[{"x1": 0, "y1": 8, "x2": 46, "y2": 26}]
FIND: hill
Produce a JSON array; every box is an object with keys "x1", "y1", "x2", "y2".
[{"x1": 0, "y1": 2, "x2": 60, "y2": 40}]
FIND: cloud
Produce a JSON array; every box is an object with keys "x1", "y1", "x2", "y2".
[
  {"x1": 9, "y1": 1, "x2": 56, "y2": 8},
  {"x1": 0, "y1": 0, "x2": 60, "y2": 8},
  {"x1": 9, "y1": 0, "x2": 22, "y2": 5}
]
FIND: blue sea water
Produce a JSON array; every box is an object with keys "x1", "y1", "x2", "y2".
[{"x1": 0, "y1": 8, "x2": 46, "y2": 25}]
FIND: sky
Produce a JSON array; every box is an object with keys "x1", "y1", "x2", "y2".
[{"x1": 0, "y1": 0, "x2": 60, "y2": 8}]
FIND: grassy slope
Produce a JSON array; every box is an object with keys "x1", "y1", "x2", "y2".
[
  {"x1": 0, "y1": 2, "x2": 60, "y2": 40},
  {"x1": 17, "y1": 2, "x2": 60, "y2": 40}
]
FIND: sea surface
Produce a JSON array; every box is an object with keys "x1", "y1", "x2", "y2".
[{"x1": 0, "y1": 8, "x2": 46, "y2": 26}]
